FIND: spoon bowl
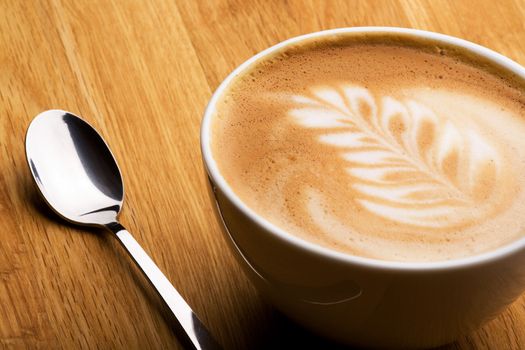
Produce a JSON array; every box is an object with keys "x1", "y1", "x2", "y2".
[{"x1": 26, "y1": 111, "x2": 123, "y2": 226}]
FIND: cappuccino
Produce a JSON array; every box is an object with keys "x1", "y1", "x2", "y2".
[{"x1": 211, "y1": 33, "x2": 525, "y2": 262}]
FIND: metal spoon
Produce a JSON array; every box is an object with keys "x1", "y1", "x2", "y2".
[{"x1": 25, "y1": 110, "x2": 221, "y2": 350}]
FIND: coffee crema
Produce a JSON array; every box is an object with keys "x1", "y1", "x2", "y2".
[{"x1": 211, "y1": 33, "x2": 525, "y2": 262}]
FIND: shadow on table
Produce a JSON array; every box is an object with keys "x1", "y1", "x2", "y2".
[
  {"x1": 252, "y1": 310, "x2": 358, "y2": 350},
  {"x1": 23, "y1": 178, "x2": 101, "y2": 236},
  {"x1": 250, "y1": 308, "x2": 462, "y2": 350}
]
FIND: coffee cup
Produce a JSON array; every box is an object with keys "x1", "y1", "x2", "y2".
[{"x1": 200, "y1": 27, "x2": 525, "y2": 348}]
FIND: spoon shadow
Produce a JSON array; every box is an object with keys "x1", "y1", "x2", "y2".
[
  {"x1": 27, "y1": 189, "x2": 100, "y2": 234},
  {"x1": 19, "y1": 169, "x2": 96, "y2": 232}
]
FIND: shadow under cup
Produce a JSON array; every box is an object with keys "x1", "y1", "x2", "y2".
[{"x1": 200, "y1": 27, "x2": 525, "y2": 348}]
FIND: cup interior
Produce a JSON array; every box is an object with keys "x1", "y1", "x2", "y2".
[{"x1": 201, "y1": 26, "x2": 525, "y2": 271}]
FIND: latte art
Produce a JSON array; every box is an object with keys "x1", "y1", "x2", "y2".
[
  {"x1": 290, "y1": 85, "x2": 507, "y2": 229},
  {"x1": 211, "y1": 35, "x2": 525, "y2": 261}
]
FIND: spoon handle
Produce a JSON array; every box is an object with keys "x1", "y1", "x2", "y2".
[{"x1": 106, "y1": 222, "x2": 222, "y2": 350}]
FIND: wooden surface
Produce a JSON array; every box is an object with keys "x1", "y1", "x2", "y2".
[{"x1": 2, "y1": 0, "x2": 525, "y2": 348}]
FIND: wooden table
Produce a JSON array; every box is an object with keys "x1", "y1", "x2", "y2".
[{"x1": 2, "y1": 0, "x2": 525, "y2": 348}]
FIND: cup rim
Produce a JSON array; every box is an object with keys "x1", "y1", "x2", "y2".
[{"x1": 201, "y1": 26, "x2": 525, "y2": 271}]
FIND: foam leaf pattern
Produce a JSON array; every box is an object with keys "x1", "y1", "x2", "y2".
[{"x1": 289, "y1": 85, "x2": 501, "y2": 228}]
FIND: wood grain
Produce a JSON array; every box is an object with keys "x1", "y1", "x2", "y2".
[{"x1": 1, "y1": 0, "x2": 525, "y2": 348}]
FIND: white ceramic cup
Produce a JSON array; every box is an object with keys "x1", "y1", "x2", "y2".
[{"x1": 200, "y1": 27, "x2": 525, "y2": 348}]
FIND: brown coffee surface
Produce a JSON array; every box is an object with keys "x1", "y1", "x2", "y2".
[{"x1": 211, "y1": 33, "x2": 525, "y2": 262}]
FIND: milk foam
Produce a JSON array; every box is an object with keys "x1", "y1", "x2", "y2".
[
  {"x1": 290, "y1": 86, "x2": 505, "y2": 229},
  {"x1": 212, "y1": 38, "x2": 525, "y2": 262}
]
